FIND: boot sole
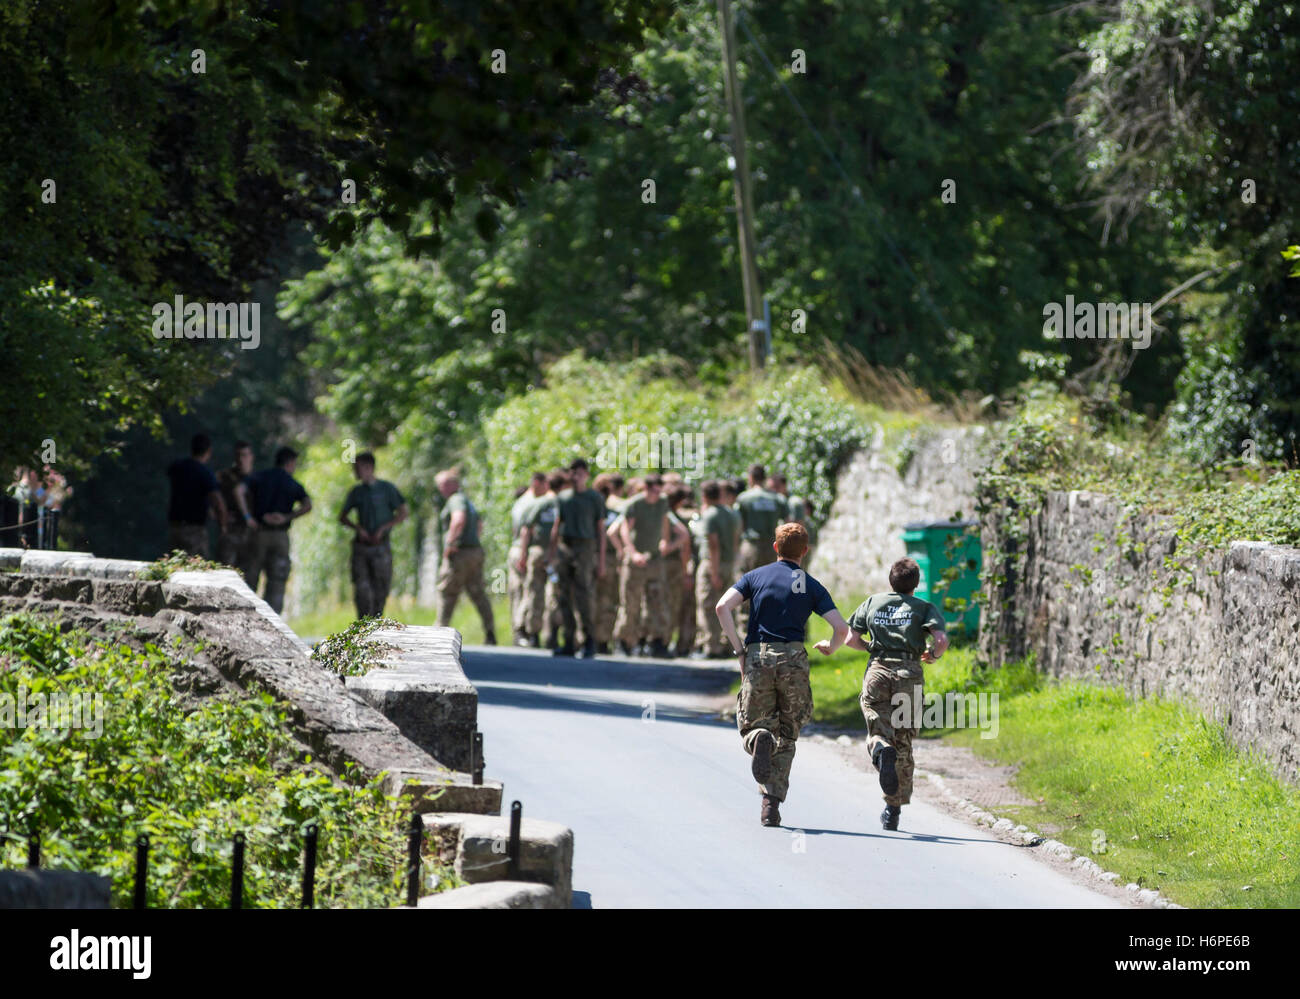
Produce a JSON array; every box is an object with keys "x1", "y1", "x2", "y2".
[
  {"x1": 877, "y1": 746, "x2": 899, "y2": 796},
  {"x1": 751, "y1": 730, "x2": 775, "y2": 784}
]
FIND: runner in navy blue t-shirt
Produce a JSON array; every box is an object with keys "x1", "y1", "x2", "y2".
[{"x1": 715, "y1": 522, "x2": 850, "y2": 826}]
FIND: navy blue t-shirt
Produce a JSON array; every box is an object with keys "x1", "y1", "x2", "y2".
[
  {"x1": 733, "y1": 559, "x2": 836, "y2": 645},
  {"x1": 166, "y1": 457, "x2": 219, "y2": 525},
  {"x1": 245, "y1": 467, "x2": 308, "y2": 525}
]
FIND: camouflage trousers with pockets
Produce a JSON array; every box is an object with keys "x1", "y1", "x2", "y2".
[
  {"x1": 522, "y1": 544, "x2": 550, "y2": 638},
  {"x1": 614, "y1": 557, "x2": 668, "y2": 645},
  {"x1": 437, "y1": 546, "x2": 495, "y2": 637},
  {"x1": 594, "y1": 557, "x2": 619, "y2": 644},
  {"x1": 547, "y1": 537, "x2": 596, "y2": 644},
  {"x1": 737, "y1": 641, "x2": 813, "y2": 802},
  {"x1": 245, "y1": 528, "x2": 292, "y2": 614},
  {"x1": 351, "y1": 539, "x2": 393, "y2": 619},
  {"x1": 860, "y1": 655, "x2": 925, "y2": 806},
  {"x1": 694, "y1": 557, "x2": 734, "y2": 656},
  {"x1": 664, "y1": 558, "x2": 695, "y2": 653}
]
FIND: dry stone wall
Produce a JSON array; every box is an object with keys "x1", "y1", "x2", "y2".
[{"x1": 979, "y1": 490, "x2": 1300, "y2": 783}]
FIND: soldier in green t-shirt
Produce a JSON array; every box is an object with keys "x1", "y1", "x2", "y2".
[
  {"x1": 338, "y1": 452, "x2": 408, "y2": 619},
  {"x1": 613, "y1": 474, "x2": 687, "y2": 658},
  {"x1": 839, "y1": 557, "x2": 949, "y2": 831},
  {"x1": 545, "y1": 458, "x2": 608, "y2": 658},
  {"x1": 435, "y1": 469, "x2": 496, "y2": 644}
]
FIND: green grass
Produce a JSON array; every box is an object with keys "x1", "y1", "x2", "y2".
[
  {"x1": 947, "y1": 677, "x2": 1300, "y2": 908},
  {"x1": 289, "y1": 594, "x2": 510, "y2": 646}
]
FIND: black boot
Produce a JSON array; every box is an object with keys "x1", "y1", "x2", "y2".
[
  {"x1": 761, "y1": 794, "x2": 782, "y2": 827},
  {"x1": 545, "y1": 631, "x2": 558, "y2": 651},
  {"x1": 554, "y1": 632, "x2": 575, "y2": 657},
  {"x1": 596, "y1": 641, "x2": 610, "y2": 655},
  {"x1": 751, "y1": 730, "x2": 775, "y2": 784},
  {"x1": 648, "y1": 639, "x2": 672, "y2": 659},
  {"x1": 872, "y1": 744, "x2": 899, "y2": 796},
  {"x1": 617, "y1": 640, "x2": 634, "y2": 656},
  {"x1": 579, "y1": 638, "x2": 597, "y2": 659},
  {"x1": 880, "y1": 805, "x2": 900, "y2": 831}
]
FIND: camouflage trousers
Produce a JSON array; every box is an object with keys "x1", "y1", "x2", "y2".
[
  {"x1": 244, "y1": 528, "x2": 292, "y2": 614},
  {"x1": 351, "y1": 539, "x2": 393, "y2": 619},
  {"x1": 694, "y1": 557, "x2": 735, "y2": 656},
  {"x1": 167, "y1": 522, "x2": 208, "y2": 558},
  {"x1": 437, "y1": 546, "x2": 495, "y2": 638},
  {"x1": 861, "y1": 656, "x2": 925, "y2": 806},
  {"x1": 736, "y1": 539, "x2": 776, "y2": 635},
  {"x1": 594, "y1": 556, "x2": 619, "y2": 644},
  {"x1": 217, "y1": 525, "x2": 253, "y2": 574},
  {"x1": 521, "y1": 544, "x2": 550, "y2": 638},
  {"x1": 548, "y1": 537, "x2": 596, "y2": 644},
  {"x1": 737, "y1": 642, "x2": 813, "y2": 802},
  {"x1": 507, "y1": 542, "x2": 525, "y2": 635},
  {"x1": 664, "y1": 558, "x2": 695, "y2": 654},
  {"x1": 614, "y1": 557, "x2": 668, "y2": 644}
]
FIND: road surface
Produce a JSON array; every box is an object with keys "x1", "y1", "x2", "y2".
[{"x1": 462, "y1": 644, "x2": 1124, "y2": 909}]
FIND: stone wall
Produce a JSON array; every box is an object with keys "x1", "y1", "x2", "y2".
[
  {"x1": 812, "y1": 425, "x2": 986, "y2": 601},
  {"x1": 0, "y1": 548, "x2": 500, "y2": 813},
  {"x1": 979, "y1": 491, "x2": 1300, "y2": 784}
]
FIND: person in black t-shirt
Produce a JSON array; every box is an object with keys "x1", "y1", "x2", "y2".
[
  {"x1": 235, "y1": 446, "x2": 311, "y2": 614},
  {"x1": 165, "y1": 433, "x2": 225, "y2": 557},
  {"x1": 715, "y1": 523, "x2": 850, "y2": 827}
]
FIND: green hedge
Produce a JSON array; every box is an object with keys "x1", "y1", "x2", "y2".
[{"x1": 0, "y1": 614, "x2": 449, "y2": 907}]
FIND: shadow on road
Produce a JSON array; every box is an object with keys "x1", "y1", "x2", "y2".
[
  {"x1": 462, "y1": 645, "x2": 737, "y2": 696},
  {"x1": 471, "y1": 677, "x2": 733, "y2": 730}
]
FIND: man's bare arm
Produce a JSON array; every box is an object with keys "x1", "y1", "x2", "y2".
[{"x1": 813, "y1": 609, "x2": 851, "y2": 655}]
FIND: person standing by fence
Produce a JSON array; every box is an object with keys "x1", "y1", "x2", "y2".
[{"x1": 217, "y1": 441, "x2": 255, "y2": 571}]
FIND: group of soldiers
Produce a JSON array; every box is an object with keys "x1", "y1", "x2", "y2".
[
  {"x1": 165, "y1": 434, "x2": 408, "y2": 619},
  {"x1": 501, "y1": 461, "x2": 819, "y2": 660}
]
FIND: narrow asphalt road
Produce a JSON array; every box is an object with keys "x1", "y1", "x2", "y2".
[{"x1": 461, "y1": 645, "x2": 1124, "y2": 909}]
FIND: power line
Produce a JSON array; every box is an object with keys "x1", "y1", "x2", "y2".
[{"x1": 734, "y1": 8, "x2": 952, "y2": 335}]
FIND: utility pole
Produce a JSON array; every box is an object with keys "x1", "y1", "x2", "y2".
[{"x1": 717, "y1": 0, "x2": 766, "y2": 371}]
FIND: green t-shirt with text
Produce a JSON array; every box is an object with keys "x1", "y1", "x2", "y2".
[
  {"x1": 440, "y1": 491, "x2": 481, "y2": 549},
  {"x1": 622, "y1": 494, "x2": 669, "y2": 555},
  {"x1": 848, "y1": 592, "x2": 946, "y2": 657}
]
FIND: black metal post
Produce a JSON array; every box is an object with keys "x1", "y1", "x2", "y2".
[
  {"x1": 507, "y1": 800, "x2": 522, "y2": 879},
  {"x1": 405, "y1": 813, "x2": 422, "y2": 907},
  {"x1": 133, "y1": 834, "x2": 149, "y2": 910},
  {"x1": 230, "y1": 832, "x2": 245, "y2": 910},
  {"x1": 300, "y1": 824, "x2": 318, "y2": 909},
  {"x1": 472, "y1": 731, "x2": 484, "y2": 786}
]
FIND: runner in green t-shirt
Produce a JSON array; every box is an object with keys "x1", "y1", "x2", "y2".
[{"x1": 835, "y1": 557, "x2": 949, "y2": 831}]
